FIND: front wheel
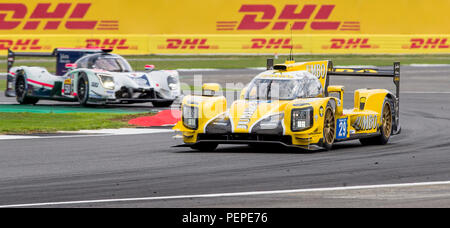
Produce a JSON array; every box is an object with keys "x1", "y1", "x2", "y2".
[
  {"x1": 15, "y1": 75, "x2": 39, "y2": 105},
  {"x1": 322, "y1": 107, "x2": 336, "y2": 150}
]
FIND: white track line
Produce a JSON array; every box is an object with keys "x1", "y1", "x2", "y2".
[
  {"x1": 409, "y1": 64, "x2": 450, "y2": 67},
  {"x1": 0, "y1": 128, "x2": 174, "y2": 141},
  {"x1": 61, "y1": 128, "x2": 173, "y2": 135},
  {"x1": 1, "y1": 180, "x2": 450, "y2": 208}
]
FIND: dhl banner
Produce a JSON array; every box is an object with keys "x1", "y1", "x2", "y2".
[
  {"x1": 2, "y1": 35, "x2": 450, "y2": 55},
  {"x1": 0, "y1": 0, "x2": 450, "y2": 54}
]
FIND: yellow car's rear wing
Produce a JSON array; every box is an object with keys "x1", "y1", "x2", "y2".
[
  {"x1": 327, "y1": 62, "x2": 400, "y2": 99},
  {"x1": 266, "y1": 59, "x2": 400, "y2": 99}
]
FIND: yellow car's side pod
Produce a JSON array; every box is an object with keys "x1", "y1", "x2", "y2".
[{"x1": 174, "y1": 60, "x2": 401, "y2": 151}]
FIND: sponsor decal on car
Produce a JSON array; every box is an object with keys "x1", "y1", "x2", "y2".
[
  {"x1": 353, "y1": 115, "x2": 378, "y2": 131},
  {"x1": 336, "y1": 118, "x2": 348, "y2": 139},
  {"x1": 237, "y1": 102, "x2": 259, "y2": 129}
]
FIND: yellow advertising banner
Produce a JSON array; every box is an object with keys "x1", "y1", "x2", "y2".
[
  {"x1": 0, "y1": 0, "x2": 449, "y2": 54},
  {"x1": 0, "y1": 0, "x2": 449, "y2": 35},
  {"x1": 1, "y1": 34, "x2": 449, "y2": 55}
]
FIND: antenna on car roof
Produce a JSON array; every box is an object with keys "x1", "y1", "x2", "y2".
[{"x1": 288, "y1": 24, "x2": 294, "y2": 62}]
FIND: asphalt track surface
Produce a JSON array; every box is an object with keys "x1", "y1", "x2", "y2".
[{"x1": 0, "y1": 66, "x2": 450, "y2": 207}]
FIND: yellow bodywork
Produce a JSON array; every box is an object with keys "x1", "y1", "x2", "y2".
[{"x1": 174, "y1": 60, "x2": 393, "y2": 150}]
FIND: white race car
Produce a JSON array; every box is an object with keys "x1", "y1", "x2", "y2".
[{"x1": 5, "y1": 48, "x2": 181, "y2": 107}]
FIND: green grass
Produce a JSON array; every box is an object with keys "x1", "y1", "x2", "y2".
[
  {"x1": 0, "y1": 112, "x2": 150, "y2": 134},
  {"x1": 1, "y1": 54, "x2": 450, "y2": 72},
  {"x1": 127, "y1": 54, "x2": 450, "y2": 69},
  {"x1": 0, "y1": 79, "x2": 5, "y2": 92}
]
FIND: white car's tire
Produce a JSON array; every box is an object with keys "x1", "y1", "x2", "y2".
[
  {"x1": 77, "y1": 72, "x2": 90, "y2": 106},
  {"x1": 15, "y1": 73, "x2": 39, "y2": 105}
]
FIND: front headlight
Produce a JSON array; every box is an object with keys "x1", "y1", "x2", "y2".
[
  {"x1": 97, "y1": 74, "x2": 115, "y2": 90},
  {"x1": 259, "y1": 113, "x2": 284, "y2": 130},
  {"x1": 182, "y1": 105, "x2": 199, "y2": 130},
  {"x1": 291, "y1": 107, "x2": 314, "y2": 131}
]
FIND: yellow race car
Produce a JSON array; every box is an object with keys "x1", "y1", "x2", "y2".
[{"x1": 174, "y1": 60, "x2": 401, "y2": 151}]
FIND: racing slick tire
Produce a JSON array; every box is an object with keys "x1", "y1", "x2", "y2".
[
  {"x1": 15, "y1": 74, "x2": 39, "y2": 105},
  {"x1": 322, "y1": 106, "x2": 336, "y2": 151},
  {"x1": 77, "y1": 72, "x2": 90, "y2": 106},
  {"x1": 152, "y1": 100, "x2": 174, "y2": 108},
  {"x1": 360, "y1": 99, "x2": 393, "y2": 146},
  {"x1": 190, "y1": 143, "x2": 218, "y2": 152}
]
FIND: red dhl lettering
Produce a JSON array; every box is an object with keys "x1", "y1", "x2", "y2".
[
  {"x1": 0, "y1": 3, "x2": 117, "y2": 30},
  {"x1": 325, "y1": 38, "x2": 377, "y2": 49},
  {"x1": 404, "y1": 38, "x2": 450, "y2": 49},
  {"x1": 85, "y1": 39, "x2": 130, "y2": 50},
  {"x1": 243, "y1": 38, "x2": 302, "y2": 49},
  {"x1": 0, "y1": 39, "x2": 43, "y2": 50},
  {"x1": 160, "y1": 39, "x2": 218, "y2": 50},
  {"x1": 217, "y1": 4, "x2": 359, "y2": 31}
]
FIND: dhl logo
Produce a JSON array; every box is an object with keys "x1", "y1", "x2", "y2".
[
  {"x1": 402, "y1": 38, "x2": 450, "y2": 49},
  {"x1": 242, "y1": 38, "x2": 302, "y2": 49},
  {"x1": 158, "y1": 39, "x2": 219, "y2": 50},
  {"x1": 0, "y1": 3, "x2": 118, "y2": 30},
  {"x1": 323, "y1": 38, "x2": 379, "y2": 49},
  {"x1": 85, "y1": 39, "x2": 136, "y2": 50},
  {"x1": 0, "y1": 38, "x2": 49, "y2": 50},
  {"x1": 216, "y1": 4, "x2": 360, "y2": 31}
]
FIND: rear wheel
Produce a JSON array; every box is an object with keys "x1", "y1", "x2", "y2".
[
  {"x1": 360, "y1": 100, "x2": 392, "y2": 145},
  {"x1": 190, "y1": 143, "x2": 218, "y2": 152},
  {"x1": 15, "y1": 74, "x2": 39, "y2": 105},
  {"x1": 322, "y1": 107, "x2": 336, "y2": 150},
  {"x1": 77, "y1": 73, "x2": 89, "y2": 106},
  {"x1": 152, "y1": 100, "x2": 174, "y2": 108}
]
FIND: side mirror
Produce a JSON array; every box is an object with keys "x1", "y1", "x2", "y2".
[
  {"x1": 202, "y1": 83, "x2": 220, "y2": 96},
  {"x1": 145, "y1": 65, "x2": 155, "y2": 71},
  {"x1": 65, "y1": 63, "x2": 77, "y2": 71},
  {"x1": 327, "y1": 85, "x2": 344, "y2": 94},
  {"x1": 327, "y1": 85, "x2": 344, "y2": 114}
]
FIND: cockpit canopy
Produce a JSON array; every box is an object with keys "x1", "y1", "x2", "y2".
[
  {"x1": 75, "y1": 53, "x2": 133, "y2": 72},
  {"x1": 245, "y1": 72, "x2": 323, "y2": 100}
]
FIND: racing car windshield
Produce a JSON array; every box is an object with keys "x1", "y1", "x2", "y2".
[
  {"x1": 246, "y1": 79, "x2": 300, "y2": 100},
  {"x1": 78, "y1": 54, "x2": 133, "y2": 72},
  {"x1": 245, "y1": 77, "x2": 322, "y2": 100}
]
